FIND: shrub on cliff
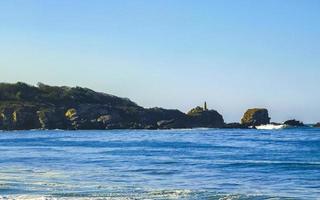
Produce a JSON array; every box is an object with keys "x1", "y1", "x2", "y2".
[{"x1": 0, "y1": 82, "x2": 138, "y2": 107}]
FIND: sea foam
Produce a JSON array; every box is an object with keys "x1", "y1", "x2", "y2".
[{"x1": 255, "y1": 124, "x2": 287, "y2": 130}]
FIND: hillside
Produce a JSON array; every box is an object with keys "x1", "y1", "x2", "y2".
[{"x1": 0, "y1": 82, "x2": 224, "y2": 130}]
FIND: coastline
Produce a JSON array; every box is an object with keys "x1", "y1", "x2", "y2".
[{"x1": 0, "y1": 82, "x2": 318, "y2": 131}]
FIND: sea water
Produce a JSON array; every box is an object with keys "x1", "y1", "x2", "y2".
[{"x1": 0, "y1": 128, "x2": 319, "y2": 200}]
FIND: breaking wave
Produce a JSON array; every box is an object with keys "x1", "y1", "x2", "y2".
[
  {"x1": 0, "y1": 190, "x2": 293, "y2": 200},
  {"x1": 255, "y1": 124, "x2": 288, "y2": 130}
]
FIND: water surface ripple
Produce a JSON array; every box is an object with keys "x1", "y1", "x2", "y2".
[{"x1": 0, "y1": 128, "x2": 319, "y2": 199}]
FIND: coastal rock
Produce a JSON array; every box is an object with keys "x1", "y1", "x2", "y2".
[
  {"x1": 104, "y1": 122, "x2": 143, "y2": 130},
  {"x1": 0, "y1": 82, "x2": 145, "y2": 130},
  {"x1": 0, "y1": 82, "x2": 229, "y2": 130},
  {"x1": 284, "y1": 119, "x2": 304, "y2": 127},
  {"x1": 97, "y1": 115, "x2": 113, "y2": 124},
  {"x1": 97, "y1": 114, "x2": 124, "y2": 129},
  {"x1": 64, "y1": 108, "x2": 95, "y2": 129},
  {"x1": 139, "y1": 108, "x2": 188, "y2": 129},
  {"x1": 187, "y1": 107, "x2": 224, "y2": 128},
  {"x1": 314, "y1": 123, "x2": 320, "y2": 128},
  {"x1": 241, "y1": 108, "x2": 270, "y2": 126},
  {"x1": 12, "y1": 106, "x2": 40, "y2": 130},
  {"x1": 157, "y1": 119, "x2": 176, "y2": 127},
  {"x1": 65, "y1": 108, "x2": 79, "y2": 129},
  {"x1": 0, "y1": 108, "x2": 13, "y2": 130},
  {"x1": 65, "y1": 106, "x2": 110, "y2": 130},
  {"x1": 37, "y1": 108, "x2": 68, "y2": 129},
  {"x1": 0, "y1": 106, "x2": 40, "y2": 130},
  {"x1": 223, "y1": 123, "x2": 248, "y2": 129}
]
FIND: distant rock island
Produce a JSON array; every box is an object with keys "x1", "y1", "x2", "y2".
[
  {"x1": 0, "y1": 82, "x2": 317, "y2": 130},
  {"x1": 313, "y1": 122, "x2": 320, "y2": 128},
  {"x1": 241, "y1": 108, "x2": 270, "y2": 126}
]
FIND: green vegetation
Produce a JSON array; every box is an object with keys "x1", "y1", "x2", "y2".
[
  {"x1": 187, "y1": 106, "x2": 205, "y2": 116},
  {"x1": 0, "y1": 82, "x2": 138, "y2": 107},
  {"x1": 0, "y1": 82, "x2": 225, "y2": 130}
]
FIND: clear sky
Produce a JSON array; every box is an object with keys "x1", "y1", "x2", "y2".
[{"x1": 0, "y1": 0, "x2": 319, "y2": 123}]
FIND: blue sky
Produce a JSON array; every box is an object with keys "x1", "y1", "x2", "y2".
[{"x1": 0, "y1": 0, "x2": 319, "y2": 123}]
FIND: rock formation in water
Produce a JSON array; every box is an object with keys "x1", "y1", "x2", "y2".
[
  {"x1": 314, "y1": 123, "x2": 320, "y2": 128},
  {"x1": 283, "y1": 119, "x2": 305, "y2": 127},
  {"x1": 240, "y1": 108, "x2": 270, "y2": 126},
  {"x1": 0, "y1": 82, "x2": 225, "y2": 130},
  {"x1": 186, "y1": 106, "x2": 224, "y2": 128},
  {"x1": 223, "y1": 122, "x2": 248, "y2": 129}
]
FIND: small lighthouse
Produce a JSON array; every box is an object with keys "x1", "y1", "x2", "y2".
[{"x1": 204, "y1": 101, "x2": 208, "y2": 111}]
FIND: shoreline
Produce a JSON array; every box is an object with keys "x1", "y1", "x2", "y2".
[
  {"x1": 0, "y1": 82, "x2": 318, "y2": 131},
  {"x1": 0, "y1": 124, "x2": 317, "y2": 132}
]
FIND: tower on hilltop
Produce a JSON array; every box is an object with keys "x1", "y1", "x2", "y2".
[{"x1": 204, "y1": 101, "x2": 208, "y2": 111}]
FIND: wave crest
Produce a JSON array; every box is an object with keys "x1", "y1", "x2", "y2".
[{"x1": 255, "y1": 124, "x2": 288, "y2": 130}]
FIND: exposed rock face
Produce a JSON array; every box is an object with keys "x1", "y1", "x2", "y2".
[
  {"x1": 223, "y1": 123, "x2": 248, "y2": 129},
  {"x1": 64, "y1": 105, "x2": 124, "y2": 130},
  {"x1": 141, "y1": 108, "x2": 189, "y2": 129},
  {"x1": 241, "y1": 108, "x2": 270, "y2": 126},
  {"x1": 0, "y1": 82, "x2": 225, "y2": 130},
  {"x1": 12, "y1": 106, "x2": 40, "y2": 130},
  {"x1": 314, "y1": 123, "x2": 320, "y2": 128},
  {"x1": 0, "y1": 108, "x2": 14, "y2": 130},
  {"x1": 187, "y1": 107, "x2": 224, "y2": 128},
  {"x1": 284, "y1": 119, "x2": 304, "y2": 127},
  {"x1": 37, "y1": 108, "x2": 67, "y2": 129},
  {"x1": 0, "y1": 105, "x2": 40, "y2": 130}
]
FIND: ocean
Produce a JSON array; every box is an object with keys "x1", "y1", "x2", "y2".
[{"x1": 0, "y1": 128, "x2": 319, "y2": 200}]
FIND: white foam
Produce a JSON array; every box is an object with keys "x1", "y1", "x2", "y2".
[{"x1": 255, "y1": 124, "x2": 287, "y2": 130}]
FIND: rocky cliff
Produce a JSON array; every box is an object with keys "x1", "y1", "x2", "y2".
[{"x1": 0, "y1": 82, "x2": 225, "y2": 130}]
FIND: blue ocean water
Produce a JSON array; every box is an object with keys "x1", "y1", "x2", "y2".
[{"x1": 0, "y1": 128, "x2": 319, "y2": 200}]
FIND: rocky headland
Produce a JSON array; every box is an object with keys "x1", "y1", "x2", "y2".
[
  {"x1": 0, "y1": 82, "x2": 316, "y2": 130},
  {"x1": 0, "y1": 82, "x2": 225, "y2": 130}
]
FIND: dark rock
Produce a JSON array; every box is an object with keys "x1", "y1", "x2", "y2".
[
  {"x1": 0, "y1": 105, "x2": 40, "y2": 130},
  {"x1": 0, "y1": 82, "x2": 226, "y2": 130},
  {"x1": 0, "y1": 107, "x2": 14, "y2": 130},
  {"x1": 13, "y1": 107, "x2": 41, "y2": 130},
  {"x1": 157, "y1": 119, "x2": 176, "y2": 127},
  {"x1": 65, "y1": 108, "x2": 79, "y2": 129},
  {"x1": 284, "y1": 119, "x2": 304, "y2": 127},
  {"x1": 145, "y1": 125, "x2": 157, "y2": 130},
  {"x1": 223, "y1": 123, "x2": 248, "y2": 129},
  {"x1": 38, "y1": 108, "x2": 68, "y2": 129},
  {"x1": 97, "y1": 115, "x2": 113, "y2": 124},
  {"x1": 313, "y1": 123, "x2": 320, "y2": 128},
  {"x1": 138, "y1": 108, "x2": 189, "y2": 129},
  {"x1": 241, "y1": 108, "x2": 270, "y2": 126},
  {"x1": 64, "y1": 106, "x2": 108, "y2": 130},
  {"x1": 187, "y1": 107, "x2": 224, "y2": 128}
]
